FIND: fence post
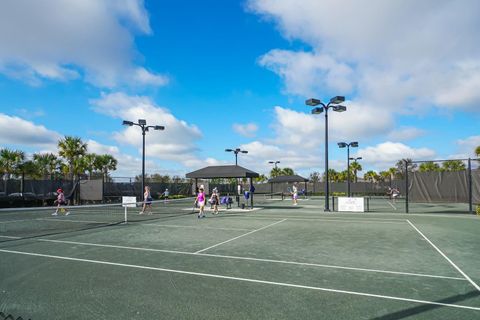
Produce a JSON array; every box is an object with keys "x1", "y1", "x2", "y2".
[
  {"x1": 405, "y1": 159, "x2": 409, "y2": 213},
  {"x1": 468, "y1": 158, "x2": 473, "y2": 214}
]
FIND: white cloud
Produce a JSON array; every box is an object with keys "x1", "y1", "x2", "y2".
[
  {"x1": 0, "y1": 113, "x2": 61, "y2": 149},
  {"x1": 387, "y1": 126, "x2": 426, "y2": 142},
  {"x1": 232, "y1": 123, "x2": 259, "y2": 138},
  {"x1": 91, "y1": 92, "x2": 208, "y2": 168},
  {"x1": 455, "y1": 135, "x2": 480, "y2": 158},
  {"x1": 0, "y1": 0, "x2": 168, "y2": 87},
  {"x1": 249, "y1": 0, "x2": 480, "y2": 110},
  {"x1": 259, "y1": 50, "x2": 354, "y2": 97},
  {"x1": 272, "y1": 103, "x2": 392, "y2": 149},
  {"x1": 357, "y1": 142, "x2": 436, "y2": 171}
]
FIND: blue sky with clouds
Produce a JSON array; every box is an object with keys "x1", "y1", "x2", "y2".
[{"x1": 0, "y1": 0, "x2": 479, "y2": 178}]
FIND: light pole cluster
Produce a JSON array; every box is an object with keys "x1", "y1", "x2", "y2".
[
  {"x1": 268, "y1": 160, "x2": 280, "y2": 169},
  {"x1": 306, "y1": 96, "x2": 346, "y2": 211},
  {"x1": 338, "y1": 141, "x2": 360, "y2": 197},
  {"x1": 122, "y1": 119, "x2": 165, "y2": 200},
  {"x1": 225, "y1": 148, "x2": 248, "y2": 166}
]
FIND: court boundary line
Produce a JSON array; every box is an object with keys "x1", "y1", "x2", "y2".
[
  {"x1": 11, "y1": 237, "x2": 466, "y2": 281},
  {"x1": 406, "y1": 219, "x2": 480, "y2": 292},
  {"x1": 140, "y1": 223, "x2": 253, "y2": 232},
  {"x1": 0, "y1": 248, "x2": 478, "y2": 312},
  {"x1": 223, "y1": 215, "x2": 406, "y2": 224},
  {"x1": 194, "y1": 219, "x2": 287, "y2": 254}
]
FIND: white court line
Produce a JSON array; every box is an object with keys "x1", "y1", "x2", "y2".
[
  {"x1": 407, "y1": 220, "x2": 480, "y2": 292},
  {"x1": 0, "y1": 235, "x2": 21, "y2": 239},
  {"x1": 0, "y1": 219, "x2": 34, "y2": 224},
  {"x1": 194, "y1": 219, "x2": 286, "y2": 254},
  {"x1": 386, "y1": 201, "x2": 397, "y2": 210},
  {"x1": 37, "y1": 218, "x2": 108, "y2": 224},
  {"x1": 223, "y1": 215, "x2": 406, "y2": 224},
  {"x1": 28, "y1": 238, "x2": 464, "y2": 281},
  {"x1": 141, "y1": 223, "x2": 253, "y2": 232},
  {"x1": 0, "y1": 248, "x2": 478, "y2": 312}
]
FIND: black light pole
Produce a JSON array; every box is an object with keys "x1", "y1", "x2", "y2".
[
  {"x1": 122, "y1": 119, "x2": 165, "y2": 200},
  {"x1": 225, "y1": 148, "x2": 248, "y2": 166},
  {"x1": 338, "y1": 141, "x2": 359, "y2": 197},
  {"x1": 269, "y1": 160, "x2": 280, "y2": 169},
  {"x1": 307, "y1": 96, "x2": 346, "y2": 211}
]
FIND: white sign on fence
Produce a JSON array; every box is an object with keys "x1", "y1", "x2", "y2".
[
  {"x1": 338, "y1": 197, "x2": 364, "y2": 212},
  {"x1": 122, "y1": 196, "x2": 137, "y2": 208}
]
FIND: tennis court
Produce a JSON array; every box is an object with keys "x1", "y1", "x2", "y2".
[{"x1": 1, "y1": 197, "x2": 480, "y2": 319}]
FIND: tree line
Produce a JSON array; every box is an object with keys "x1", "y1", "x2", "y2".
[{"x1": 0, "y1": 136, "x2": 118, "y2": 182}]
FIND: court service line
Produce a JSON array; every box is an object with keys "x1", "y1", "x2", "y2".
[
  {"x1": 0, "y1": 248, "x2": 478, "y2": 312},
  {"x1": 406, "y1": 220, "x2": 480, "y2": 292},
  {"x1": 224, "y1": 215, "x2": 406, "y2": 224},
  {"x1": 32, "y1": 238, "x2": 465, "y2": 281},
  {"x1": 194, "y1": 219, "x2": 287, "y2": 254},
  {"x1": 29, "y1": 238, "x2": 464, "y2": 281},
  {"x1": 140, "y1": 223, "x2": 253, "y2": 232},
  {"x1": 0, "y1": 235, "x2": 21, "y2": 239}
]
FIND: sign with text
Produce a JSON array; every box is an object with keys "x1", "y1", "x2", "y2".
[
  {"x1": 338, "y1": 197, "x2": 364, "y2": 212},
  {"x1": 122, "y1": 196, "x2": 137, "y2": 208}
]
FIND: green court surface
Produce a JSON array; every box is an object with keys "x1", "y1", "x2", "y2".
[{"x1": 1, "y1": 198, "x2": 480, "y2": 319}]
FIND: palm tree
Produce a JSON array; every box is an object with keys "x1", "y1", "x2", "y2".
[
  {"x1": 442, "y1": 160, "x2": 466, "y2": 171},
  {"x1": 309, "y1": 171, "x2": 321, "y2": 193},
  {"x1": 475, "y1": 146, "x2": 480, "y2": 157},
  {"x1": 58, "y1": 136, "x2": 87, "y2": 181},
  {"x1": 364, "y1": 170, "x2": 379, "y2": 182},
  {"x1": 378, "y1": 171, "x2": 390, "y2": 182},
  {"x1": 33, "y1": 153, "x2": 61, "y2": 179},
  {"x1": 349, "y1": 161, "x2": 362, "y2": 182},
  {"x1": 96, "y1": 154, "x2": 118, "y2": 182},
  {"x1": 254, "y1": 174, "x2": 268, "y2": 183},
  {"x1": 388, "y1": 167, "x2": 398, "y2": 182},
  {"x1": 280, "y1": 167, "x2": 295, "y2": 176},
  {"x1": 82, "y1": 153, "x2": 100, "y2": 180},
  {"x1": 270, "y1": 167, "x2": 283, "y2": 178},
  {"x1": 0, "y1": 148, "x2": 25, "y2": 179},
  {"x1": 395, "y1": 159, "x2": 417, "y2": 178},
  {"x1": 418, "y1": 161, "x2": 440, "y2": 172}
]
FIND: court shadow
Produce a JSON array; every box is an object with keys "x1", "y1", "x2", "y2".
[{"x1": 371, "y1": 290, "x2": 480, "y2": 320}]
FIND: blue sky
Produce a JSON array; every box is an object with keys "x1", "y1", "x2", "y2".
[{"x1": 0, "y1": 0, "x2": 479, "y2": 178}]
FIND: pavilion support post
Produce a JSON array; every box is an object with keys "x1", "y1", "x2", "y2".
[{"x1": 249, "y1": 177, "x2": 253, "y2": 209}]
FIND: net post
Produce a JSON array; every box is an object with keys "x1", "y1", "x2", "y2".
[
  {"x1": 405, "y1": 160, "x2": 409, "y2": 213},
  {"x1": 468, "y1": 158, "x2": 473, "y2": 214},
  {"x1": 124, "y1": 206, "x2": 128, "y2": 224},
  {"x1": 366, "y1": 196, "x2": 369, "y2": 212},
  {"x1": 331, "y1": 196, "x2": 335, "y2": 211}
]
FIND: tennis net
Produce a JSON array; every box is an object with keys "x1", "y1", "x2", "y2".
[{"x1": 0, "y1": 197, "x2": 195, "y2": 239}]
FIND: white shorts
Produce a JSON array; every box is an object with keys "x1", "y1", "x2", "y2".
[{"x1": 198, "y1": 200, "x2": 205, "y2": 207}]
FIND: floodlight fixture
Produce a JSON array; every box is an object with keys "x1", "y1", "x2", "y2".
[
  {"x1": 338, "y1": 142, "x2": 347, "y2": 148},
  {"x1": 350, "y1": 141, "x2": 359, "y2": 148},
  {"x1": 154, "y1": 125, "x2": 165, "y2": 131},
  {"x1": 306, "y1": 98, "x2": 322, "y2": 106},
  {"x1": 225, "y1": 147, "x2": 248, "y2": 165},
  {"x1": 330, "y1": 96, "x2": 345, "y2": 104},
  {"x1": 122, "y1": 120, "x2": 134, "y2": 126},
  {"x1": 269, "y1": 160, "x2": 280, "y2": 169},
  {"x1": 311, "y1": 107, "x2": 324, "y2": 114},
  {"x1": 332, "y1": 105, "x2": 347, "y2": 112},
  {"x1": 350, "y1": 157, "x2": 362, "y2": 161},
  {"x1": 138, "y1": 119, "x2": 147, "y2": 125}
]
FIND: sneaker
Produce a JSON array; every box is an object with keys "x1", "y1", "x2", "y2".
[
  {"x1": 65, "y1": 211, "x2": 70, "y2": 216},
  {"x1": 139, "y1": 211, "x2": 144, "y2": 215},
  {"x1": 52, "y1": 212, "x2": 58, "y2": 216}
]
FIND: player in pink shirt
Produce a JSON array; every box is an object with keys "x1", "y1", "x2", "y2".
[
  {"x1": 195, "y1": 186, "x2": 206, "y2": 218},
  {"x1": 52, "y1": 188, "x2": 69, "y2": 216}
]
